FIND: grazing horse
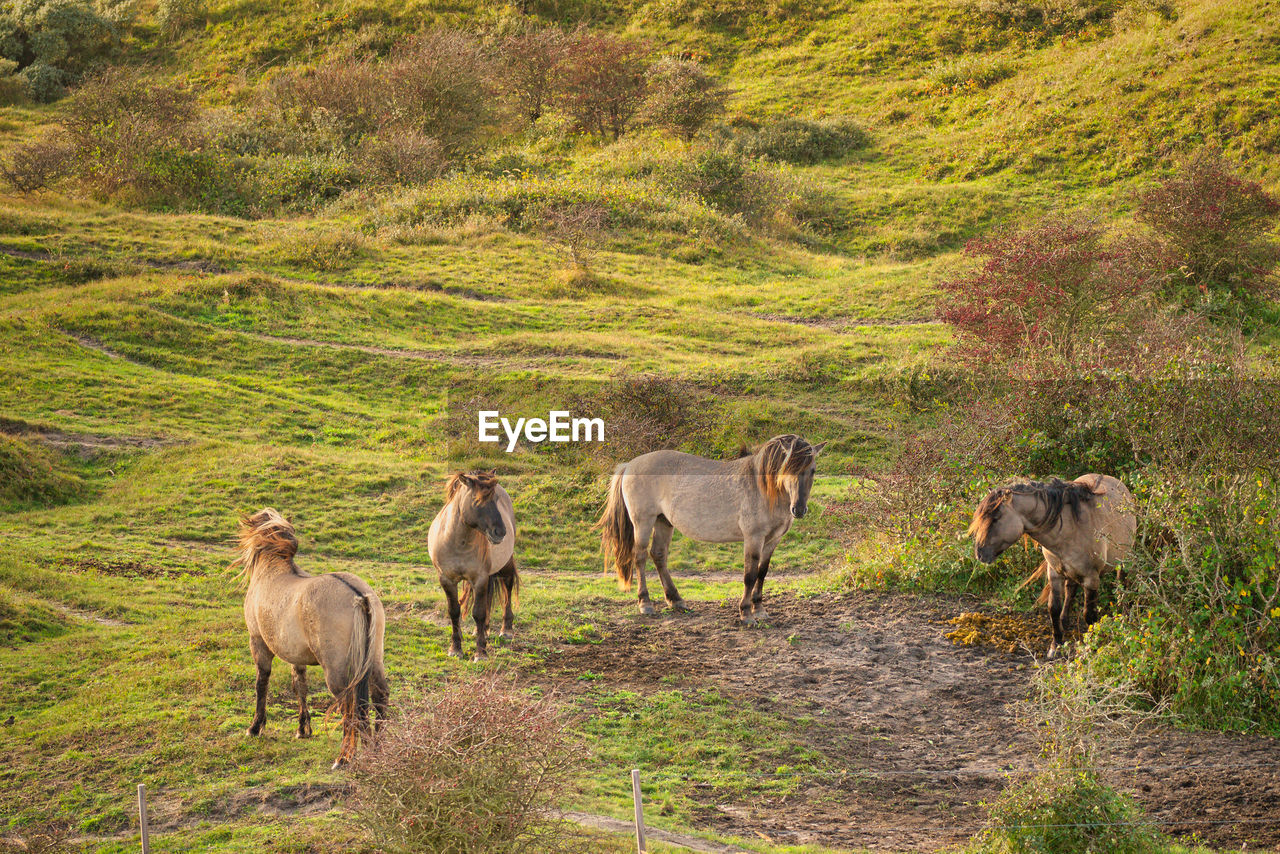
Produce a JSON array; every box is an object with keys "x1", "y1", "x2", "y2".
[
  {"x1": 235, "y1": 508, "x2": 388, "y2": 769},
  {"x1": 968, "y1": 474, "x2": 1136, "y2": 658},
  {"x1": 599, "y1": 434, "x2": 826, "y2": 624},
  {"x1": 427, "y1": 471, "x2": 520, "y2": 661}
]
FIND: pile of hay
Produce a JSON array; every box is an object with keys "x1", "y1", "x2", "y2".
[{"x1": 945, "y1": 612, "x2": 1053, "y2": 655}]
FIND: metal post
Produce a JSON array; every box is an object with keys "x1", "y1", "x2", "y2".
[
  {"x1": 631, "y1": 768, "x2": 646, "y2": 854},
  {"x1": 138, "y1": 783, "x2": 150, "y2": 854}
]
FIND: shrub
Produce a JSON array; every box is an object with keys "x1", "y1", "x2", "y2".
[
  {"x1": 660, "y1": 147, "x2": 793, "y2": 225},
  {"x1": 968, "y1": 0, "x2": 1135, "y2": 36},
  {"x1": 496, "y1": 25, "x2": 569, "y2": 123},
  {"x1": 347, "y1": 678, "x2": 579, "y2": 854},
  {"x1": 554, "y1": 28, "x2": 649, "y2": 140},
  {"x1": 588, "y1": 372, "x2": 720, "y2": 460},
  {"x1": 938, "y1": 216, "x2": 1150, "y2": 373},
  {"x1": 1080, "y1": 472, "x2": 1280, "y2": 734},
  {"x1": 385, "y1": 29, "x2": 499, "y2": 156},
  {"x1": 276, "y1": 227, "x2": 368, "y2": 271},
  {"x1": 530, "y1": 199, "x2": 609, "y2": 270},
  {"x1": 636, "y1": 57, "x2": 728, "y2": 140},
  {"x1": 970, "y1": 663, "x2": 1166, "y2": 854},
  {"x1": 57, "y1": 66, "x2": 199, "y2": 197},
  {"x1": 1, "y1": 132, "x2": 73, "y2": 191},
  {"x1": 0, "y1": 0, "x2": 122, "y2": 101},
  {"x1": 263, "y1": 58, "x2": 387, "y2": 150},
  {"x1": 156, "y1": 0, "x2": 206, "y2": 35},
  {"x1": 1134, "y1": 151, "x2": 1280, "y2": 316},
  {"x1": 358, "y1": 129, "x2": 445, "y2": 184},
  {"x1": 727, "y1": 116, "x2": 869, "y2": 165}
]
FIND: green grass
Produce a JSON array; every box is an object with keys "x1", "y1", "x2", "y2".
[{"x1": 2, "y1": 0, "x2": 1278, "y2": 850}]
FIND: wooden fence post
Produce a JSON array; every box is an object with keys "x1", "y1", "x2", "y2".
[
  {"x1": 137, "y1": 783, "x2": 150, "y2": 854},
  {"x1": 631, "y1": 768, "x2": 646, "y2": 853}
]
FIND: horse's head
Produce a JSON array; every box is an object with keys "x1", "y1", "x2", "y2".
[
  {"x1": 967, "y1": 488, "x2": 1025, "y2": 564},
  {"x1": 446, "y1": 471, "x2": 506, "y2": 545},
  {"x1": 234, "y1": 508, "x2": 298, "y2": 585},
  {"x1": 758, "y1": 435, "x2": 827, "y2": 519}
]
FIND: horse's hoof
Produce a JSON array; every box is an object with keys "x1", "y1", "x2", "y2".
[
  {"x1": 499, "y1": 629, "x2": 514, "y2": 641},
  {"x1": 473, "y1": 652, "x2": 488, "y2": 662},
  {"x1": 296, "y1": 731, "x2": 312, "y2": 740},
  {"x1": 246, "y1": 726, "x2": 262, "y2": 737},
  {"x1": 331, "y1": 758, "x2": 347, "y2": 771},
  {"x1": 447, "y1": 647, "x2": 462, "y2": 658},
  {"x1": 669, "y1": 600, "x2": 693, "y2": 613},
  {"x1": 1046, "y1": 644, "x2": 1059, "y2": 660},
  {"x1": 739, "y1": 614, "x2": 757, "y2": 627},
  {"x1": 639, "y1": 602, "x2": 657, "y2": 616},
  {"x1": 752, "y1": 608, "x2": 768, "y2": 621}
]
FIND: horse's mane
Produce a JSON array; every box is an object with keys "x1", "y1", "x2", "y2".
[
  {"x1": 754, "y1": 434, "x2": 816, "y2": 502},
  {"x1": 968, "y1": 478, "x2": 1098, "y2": 540},
  {"x1": 445, "y1": 470, "x2": 499, "y2": 504},
  {"x1": 233, "y1": 507, "x2": 298, "y2": 587}
]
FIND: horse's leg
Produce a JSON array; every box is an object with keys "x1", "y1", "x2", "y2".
[
  {"x1": 371, "y1": 665, "x2": 389, "y2": 733},
  {"x1": 632, "y1": 516, "x2": 657, "y2": 616},
  {"x1": 751, "y1": 536, "x2": 782, "y2": 621},
  {"x1": 739, "y1": 538, "x2": 764, "y2": 626},
  {"x1": 441, "y1": 577, "x2": 464, "y2": 658},
  {"x1": 322, "y1": 670, "x2": 357, "y2": 770},
  {"x1": 247, "y1": 635, "x2": 272, "y2": 736},
  {"x1": 650, "y1": 517, "x2": 689, "y2": 613},
  {"x1": 496, "y1": 558, "x2": 517, "y2": 639},
  {"x1": 472, "y1": 575, "x2": 493, "y2": 662},
  {"x1": 1061, "y1": 580, "x2": 1078, "y2": 637},
  {"x1": 1046, "y1": 564, "x2": 1068, "y2": 659},
  {"x1": 292, "y1": 664, "x2": 312, "y2": 739},
  {"x1": 1083, "y1": 577, "x2": 1100, "y2": 629}
]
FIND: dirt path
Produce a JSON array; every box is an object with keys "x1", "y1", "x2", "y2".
[{"x1": 541, "y1": 591, "x2": 1280, "y2": 852}]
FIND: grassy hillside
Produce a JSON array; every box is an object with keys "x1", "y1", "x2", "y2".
[{"x1": 2, "y1": 0, "x2": 1278, "y2": 850}]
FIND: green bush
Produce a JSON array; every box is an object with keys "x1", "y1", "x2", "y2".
[
  {"x1": 924, "y1": 54, "x2": 1015, "y2": 94},
  {"x1": 636, "y1": 57, "x2": 728, "y2": 140},
  {"x1": 156, "y1": 0, "x2": 206, "y2": 35},
  {"x1": 0, "y1": 0, "x2": 122, "y2": 101},
  {"x1": 726, "y1": 116, "x2": 869, "y2": 165},
  {"x1": 659, "y1": 147, "x2": 795, "y2": 225},
  {"x1": 1082, "y1": 472, "x2": 1280, "y2": 734}
]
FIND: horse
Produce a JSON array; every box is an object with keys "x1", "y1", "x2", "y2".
[
  {"x1": 968, "y1": 474, "x2": 1136, "y2": 658},
  {"x1": 599, "y1": 434, "x2": 826, "y2": 624},
  {"x1": 427, "y1": 471, "x2": 520, "y2": 661},
  {"x1": 235, "y1": 508, "x2": 388, "y2": 769}
]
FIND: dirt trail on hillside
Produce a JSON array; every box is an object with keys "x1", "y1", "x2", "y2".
[{"x1": 540, "y1": 591, "x2": 1280, "y2": 852}]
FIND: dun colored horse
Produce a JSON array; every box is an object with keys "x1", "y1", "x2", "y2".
[
  {"x1": 427, "y1": 472, "x2": 520, "y2": 661},
  {"x1": 599, "y1": 434, "x2": 826, "y2": 624},
  {"x1": 236, "y1": 509, "x2": 388, "y2": 769},
  {"x1": 968, "y1": 474, "x2": 1136, "y2": 658}
]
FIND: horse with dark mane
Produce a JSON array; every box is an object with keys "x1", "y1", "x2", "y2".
[
  {"x1": 968, "y1": 474, "x2": 1136, "y2": 657},
  {"x1": 236, "y1": 508, "x2": 388, "y2": 768},
  {"x1": 599, "y1": 434, "x2": 826, "y2": 624},
  {"x1": 427, "y1": 471, "x2": 520, "y2": 661}
]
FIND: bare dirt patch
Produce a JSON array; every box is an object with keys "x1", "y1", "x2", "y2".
[{"x1": 540, "y1": 591, "x2": 1280, "y2": 852}]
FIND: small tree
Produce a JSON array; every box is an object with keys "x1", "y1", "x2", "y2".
[
  {"x1": 555, "y1": 28, "x2": 649, "y2": 140},
  {"x1": 636, "y1": 57, "x2": 727, "y2": 140},
  {"x1": 497, "y1": 26, "x2": 568, "y2": 123},
  {"x1": 938, "y1": 216, "x2": 1147, "y2": 372},
  {"x1": 532, "y1": 199, "x2": 609, "y2": 271},
  {"x1": 1134, "y1": 150, "x2": 1280, "y2": 314}
]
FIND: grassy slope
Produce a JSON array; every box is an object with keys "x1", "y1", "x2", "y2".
[{"x1": 1, "y1": 0, "x2": 1278, "y2": 851}]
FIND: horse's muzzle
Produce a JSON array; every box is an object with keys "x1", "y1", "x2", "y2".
[
  {"x1": 485, "y1": 529, "x2": 506, "y2": 545},
  {"x1": 975, "y1": 546, "x2": 997, "y2": 565},
  {"x1": 791, "y1": 505, "x2": 806, "y2": 519}
]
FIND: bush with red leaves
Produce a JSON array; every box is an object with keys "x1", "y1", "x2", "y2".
[
  {"x1": 1134, "y1": 151, "x2": 1280, "y2": 315},
  {"x1": 938, "y1": 216, "x2": 1150, "y2": 373},
  {"x1": 554, "y1": 29, "x2": 650, "y2": 140}
]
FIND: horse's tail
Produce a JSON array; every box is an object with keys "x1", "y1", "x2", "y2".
[
  {"x1": 597, "y1": 465, "x2": 635, "y2": 589},
  {"x1": 1016, "y1": 560, "x2": 1050, "y2": 606},
  {"x1": 341, "y1": 592, "x2": 376, "y2": 736}
]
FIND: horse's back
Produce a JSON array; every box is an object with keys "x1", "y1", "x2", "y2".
[{"x1": 1076, "y1": 473, "x2": 1137, "y2": 560}]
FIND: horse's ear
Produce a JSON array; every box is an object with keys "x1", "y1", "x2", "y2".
[{"x1": 811, "y1": 441, "x2": 827, "y2": 457}]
